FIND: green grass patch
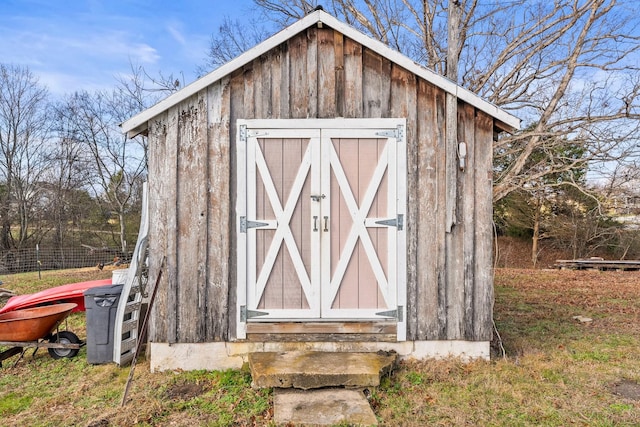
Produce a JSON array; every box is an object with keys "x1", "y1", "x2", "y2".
[{"x1": 0, "y1": 392, "x2": 32, "y2": 416}]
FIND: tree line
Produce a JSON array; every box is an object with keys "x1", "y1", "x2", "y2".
[
  {"x1": 1, "y1": 0, "x2": 639, "y2": 265},
  {"x1": 0, "y1": 64, "x2": 164, "y2": 254}
]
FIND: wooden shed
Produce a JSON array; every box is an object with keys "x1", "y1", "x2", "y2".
[{"x1": 121, "y1": 9, "x2": 519, "y2": 371}]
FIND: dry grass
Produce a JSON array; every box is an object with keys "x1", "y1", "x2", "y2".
[
  {"x1": 1, "y1": 267, "x2": 639, "y2": 426},
  {"x1": 371, "y1": 268, "x2": 640, "y2": 426}
]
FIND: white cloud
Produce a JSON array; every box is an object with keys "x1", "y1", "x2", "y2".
[
  {"x1": 37, "y1": 70, "x2": 110, "y2": 96},
  {"x1": 0, "y1": 1, "x2": 257, "y2": 95},
  {"x1": 167, "y1": 23, "x2": 186, "y2": 46},
  {"x1": 0, "y1": 18, "x2": 161, "y2": 95},
  {"x1": 127, "y1": 42, "x2": 160, "y2": 64}
]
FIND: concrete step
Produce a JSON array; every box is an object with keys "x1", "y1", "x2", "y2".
[
  {"x1": 248, "y1": 350, "x2": 396, "y2": 390},
  {"x1": 274, "y1": 388, "x2": 378, "y2": 426}
]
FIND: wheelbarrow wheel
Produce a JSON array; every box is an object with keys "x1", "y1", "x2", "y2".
[{"x1": 48, "y1": 331, "x2": 81, "y2": 359}]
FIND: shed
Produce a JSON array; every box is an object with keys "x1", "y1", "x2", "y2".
[{"x1": 121, "y1": 9, "x2": 520, "y2": 371}]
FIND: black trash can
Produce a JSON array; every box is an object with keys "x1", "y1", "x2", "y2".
[{"x1": 84, "y1": 284, "x2": 124, "y2": 364}]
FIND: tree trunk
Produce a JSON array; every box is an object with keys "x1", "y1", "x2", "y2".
[
  {"x1": 0, "y1": 220, "x2": 11, "y2": 250},
  {"x1": 532, "y1": 207, "x2": 540, "y2": 268},
  {"x1": 119, "y1": 210, "x2": 127, "y2": 254}
]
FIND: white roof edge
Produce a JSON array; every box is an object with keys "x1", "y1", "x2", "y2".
[{"x1": 121, "y1": 9, "x2": 520, "y2": 135}]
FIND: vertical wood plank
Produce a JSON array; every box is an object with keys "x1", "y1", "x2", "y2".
[
  {"x1": 474, "y1": 111, "x2": 494, "y2": 341},
  {"x1": 363, "y1": 48, "x2": 383, "y2": 118},
  {"x1": 176, "y1": 94, "x2": 206, "y2": 343},
  {"x1": 263, "y1": 53, "x2": 274, "y2": 118},
  {"x1": 334, "y1": 138, "x2": 359, "y2": 308},
  {"x1": 262, "y1": 139, "x2": 284, "y2": 308},
  {"x1": 289, "y1": 31, "x2": 308, "y2": 119},
  {"x1": 343, "y1": 37, "x2": 362, "y2": 117},
  {"x1": 435, "y1": 86, "x2": 448, "y2": 340},
  {"x1": 415, "y1": 80, "x2": 440, "y2": 340},
  {"x1": 253, "y1": 56, "x2": 265, "y2": 119},
  {"x1": 390, "y1": 64, "x2": 416, "y2": 339},
  {"x1": 279, "y1": 44, "x2": 290, "y2": 119},
  {"x1": 243, "y1": 66, "x2": 255, "y2": 119},
  {"x1": 207, "y1": 77, "x2": 231, "y2": 340},
  {"x1": 334, "y1": 31, "x2": 344, "y2": 117},
  {"x1": 445, "y1": 101, "x2": 466, "y2": 340},
  {"x1": 390, "y1": 65, "x2": 415, "y2": 119},
  {"x1": 269, "y1": 47, "x2": 281, "y2": 119},
  {"x1": 165, "y1": 104, "x2": 179, "y2": 344},
  {"x1": 357, "y1": 139, "x2": 379, "y2": 309},
  {"x1": 282, "y1": 138, "x2": 306, "y2": 309},
  {"x1": 307, "y1": 27, "x2": 318, "y2": 118},
  {"x1": 461, "y1": 103, "x2": 476, "y2": 340},
  {"x1": 147, "y1": 113, "x2": 168, "y2": 342},
  {"x1": 381, "y1": 57, "x2": 391, "y2": 117},
  {"x1": 317, "y1": 28, "x2": 336, "y2": 118},
  {"x1": 196, "y1": 90, "x2": 209, "y2": 341},
  {"x1": 298, "y1": 141, "x2": 312, "y2": 310}
]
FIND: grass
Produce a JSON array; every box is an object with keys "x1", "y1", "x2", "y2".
[{"x1": 1, "y1": 267, "x2": 639, "y2": 426}]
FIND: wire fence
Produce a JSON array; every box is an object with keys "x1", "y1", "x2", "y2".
[{"x1": 0, "y1": 246, "x2": 131, "y2": 275}]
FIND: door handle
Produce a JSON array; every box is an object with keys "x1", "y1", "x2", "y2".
[
  {"x1": 310, "y1": 194, "x2": 325, "y2": 202},
  {"x1": 323, "y1": 216, "x2": 329, "y2": 232},
  {"x1": 313, "y1": 216, "x2": 318, "y2": 232}
]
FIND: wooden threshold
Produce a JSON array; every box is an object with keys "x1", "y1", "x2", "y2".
[{"x1": 245, "y1": 321, "x2": 397, "y2": 342}]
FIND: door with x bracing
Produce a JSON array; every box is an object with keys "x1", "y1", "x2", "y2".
[{"x1": 237, "y1": 119, "x2": 406, "y2": 324}]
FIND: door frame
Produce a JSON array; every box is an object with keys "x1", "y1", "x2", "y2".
[{"x1": 236, "y1": 118, "x2": 407, "y2": 341}]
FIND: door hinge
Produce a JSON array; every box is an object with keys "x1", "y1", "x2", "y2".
[
  {"x1": 375, "y1": 214, "x2": 404, "y2": 231},
  {"x1": 240, "y1": 305, "x2": 269, "y2": 322},
  {"x1": 240, "y1": 216, "x2": 269, "y2": 233},
  {"x1": 375, "y1": 306, "x2": 404, "y2": 322},
  {"x1": 376, "y1": 125, "x2": 404, "y2": 140},
  {"x1": 248, "y1": 130, "x2": 269, "y2": 138},
  {"x1": 239, "y1": 126, "x2": 269, "y2": 142}
]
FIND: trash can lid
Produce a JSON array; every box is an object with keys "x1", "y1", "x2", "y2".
[{"x1": 83, "y1": 283, "x2": 124, "y2": 297}]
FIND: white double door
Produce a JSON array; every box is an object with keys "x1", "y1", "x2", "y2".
[{"x1": 237, "y1": 119, "x2": 406, "y2": 328}]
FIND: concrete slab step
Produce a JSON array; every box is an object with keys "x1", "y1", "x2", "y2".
[
  {"x1": 249, "y1": 351, "x2": 396, "y2": 390},
  {"x1": 274, "y1": 388, "x2": 378, "y2": 426}
]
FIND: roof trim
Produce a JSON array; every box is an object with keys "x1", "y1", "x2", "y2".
[{"x1": 121, "y1": 9, "x2": 520, "y2": 137}]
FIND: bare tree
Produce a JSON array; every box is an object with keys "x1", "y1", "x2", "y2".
[
  {"x1": 116, "y1": 61, "x2": 184, "y2": 107},
  {"x1": 204, "y1": 0, "x2": 640, "y2": 204},
  {"x1": 0, "y1": 64, "x2": 52, "y2": 249},
  {"x1": 199, "y1": 15, "x2": 275, "y2": 75},
  {"x1": 482, "y1": 1, "x2": 640, "y2": 201},
  {"x1": 43, "y1": 120, "x2": 94, "y2": 249},
  {"x1": 55, "y1": 88, "x2": 147, "y2": 253}
]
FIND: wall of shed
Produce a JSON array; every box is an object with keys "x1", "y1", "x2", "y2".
[{"x1": 146, "y1": 26, "x2": 495, "y2": 344}]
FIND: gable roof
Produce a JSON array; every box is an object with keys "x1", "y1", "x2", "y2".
[{"x1": 121, "y1": 9, "x2": 520, "y2": 137}]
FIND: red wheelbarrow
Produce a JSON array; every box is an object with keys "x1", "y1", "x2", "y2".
[
  {"x1": 0, "y1": 279, "x2": 112, "y2": 314},
  {"x1": 0, "y1": 303, "x2": 83, "y2": 366}
]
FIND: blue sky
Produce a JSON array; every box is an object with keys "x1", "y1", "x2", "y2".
[{"x1": 0, "y1": 0, "x2": 256, "y2": 96}]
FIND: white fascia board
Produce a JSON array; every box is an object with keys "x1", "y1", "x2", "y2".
[{"x1": 121, "y1": 10, "x2": 520, "y2": 136}]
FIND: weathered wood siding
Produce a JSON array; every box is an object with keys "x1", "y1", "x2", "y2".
[
  {"x1": 148, "y1": 85, "x2": 232, "y2": 343},
  {"x1": 147, "y1": 26, "x2": 495, "y2": 343}
]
